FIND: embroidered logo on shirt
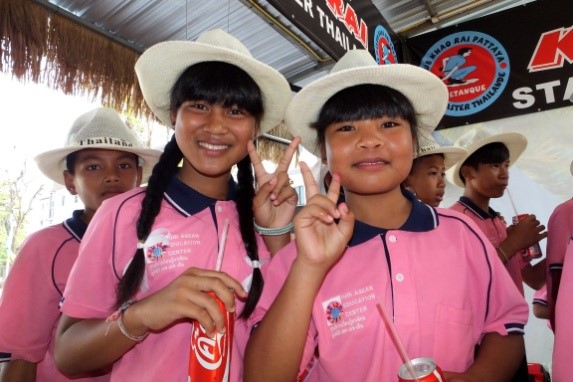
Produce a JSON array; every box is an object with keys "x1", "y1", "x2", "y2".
[{"x1": 322, "y1": 296, "x2": 344, "y2": 326}]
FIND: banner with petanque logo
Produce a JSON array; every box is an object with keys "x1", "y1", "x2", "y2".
[{"x1": 404, "y1": 0, "x2": 573, "y2": 129}]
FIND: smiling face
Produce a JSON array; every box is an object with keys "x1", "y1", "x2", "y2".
[
  {"x1": 405, "y1": 154, "x2": 447, "y2": 207},
  {"x1": 64, "y1": 148, "x2": 142, "y2": 222},
  {"x1": 174, "y1": 100, "x2": 256, "y2": 187},
  {"x1": 323, "y1": 116, "x2": 415, "y2": 196}
]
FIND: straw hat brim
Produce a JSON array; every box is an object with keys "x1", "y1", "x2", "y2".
[
  {"x1": 416, "y1": 146, "x2": 468, "y2": 170},
  {"x1": 35, "y1": 145, "x2": 162, "y2": 185},
  {"x1": 446, "y1": 132, "x2": 527, "y2": 188},
  {"x1": 285, "y1": 64, "x2": 448, "y2": 156},
  {"x1": 135, "y1": 40, "x2": 291, "y2": 134}
]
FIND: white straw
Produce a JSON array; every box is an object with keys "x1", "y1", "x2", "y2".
[
  {"x1": 506, "y1": 188, "x2": 519, "y2": 216},
  {"x1": 215, "y1": 219, "x2": 230, "y2": 272},
  {"x1": 376, "y1": 303, "x2": 419, "y2": 381}
]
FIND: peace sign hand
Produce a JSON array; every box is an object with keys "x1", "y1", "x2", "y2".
[
  {"x1": 293, "y1": 162, "x2": 354, "y2": 273},
  {"x1": 249, "y1": 137, "x2": 301, "y2": 230}
]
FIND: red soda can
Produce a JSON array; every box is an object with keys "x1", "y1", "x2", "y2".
[
  {"x1": 398, "y1": 358, "x2": 446, "y2": 382},
  {"x1": 512, "y1": 214, "x2": 543, "y2": 260},
  {"x1": 188, "y1": 292, "x2": 234, "y2": 382}
]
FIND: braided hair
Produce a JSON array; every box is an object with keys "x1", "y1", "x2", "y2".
[{"x1": 115, "y1": 61, "x2": 264, "y2": 319}]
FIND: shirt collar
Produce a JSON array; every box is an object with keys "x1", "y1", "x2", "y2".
[
  {"x1": 457, "y1": 196, "x2": 499, "y2": 220},
  {"x1": 163, "y1": 175, "x2": 238, "y2": 216},
  {"x1": 63, "y1": 209, "x2": 88, "y2": 240},
  {"x1": 348, "y1": 188, "x2": 439, "y2": 247}
]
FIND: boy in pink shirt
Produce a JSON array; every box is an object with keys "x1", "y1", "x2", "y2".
[
  {"x1": 552, "y1": 239, "x2": 573, "y2": 381},
  {"x1": 446, "y1": 126, "x2": 547, "y2": 381},
  {"x1": 0, "y1": 107, "x2": 161, "y2": 381},
  {"x1": 245, "y1": 50, "x2": 528, "y2": 381}
]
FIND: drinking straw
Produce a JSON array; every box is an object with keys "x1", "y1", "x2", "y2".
[
  {"x1": 376, "y1": 303, "x2": 419, "y2": 381},
  {"x1": 506, "y1": 188, "x2": 519, "y2": 216},
  {"x1": 215, "y1": 219, "x2": 230, "y2": 272}
]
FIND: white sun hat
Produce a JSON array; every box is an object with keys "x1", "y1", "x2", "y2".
[
  {"x1": 35, "y1": 107, "x2": 162, "y2": 185},
  {"x1": 284, "y1": 49, "x2": 449, "y2": 156},
  {"x1": 445, "y1": 126, "x2": 527, "y2": 188},
  {"x1": 135, "y1": 29, "x2": 291, "y2": 134},
  {"x1": 416, "y1": 133, "x2": 467, "y2": 170}
]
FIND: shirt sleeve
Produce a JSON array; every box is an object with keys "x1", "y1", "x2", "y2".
[
  {"x1": 62, "y1": 204, "x2": 124, "y2": 318},
  {"x1": 0, "y1": 231, "x2": 64, "y2": 362}
]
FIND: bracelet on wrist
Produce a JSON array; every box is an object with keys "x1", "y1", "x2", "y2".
[
  {"x1": 106, "y1": 300, "x2": 149, "y2": 342},
  {"x1": 253, "y1": 221, "x2": 293, "y2": 236}
]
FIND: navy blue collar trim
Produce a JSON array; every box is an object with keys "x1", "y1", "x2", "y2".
[
  {"x1": 347, "y1": 188, "x2": 439, "y2": 247},
  {"x1": 63, "y1": 209, "x2": 87, "y2": 241},
  {"x1": 457, "y1": 196, "x2": 499, "y2": 220},
  {"x1": 163, "y1": 175, "x2": 238, "y2": 216}
]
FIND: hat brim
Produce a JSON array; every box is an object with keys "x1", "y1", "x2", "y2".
[
  {"x1": 446, "y1": 132, "x2": 527, "y2": 188},
  {"x1": 285, "y1": 64, "x2": 448, "y2": 156},
  {"x1": 417, "y1": 146, "x2": 467, "y2": 170},
  {"x1": 35, "y1": 145, "x2": 162, "y2": 185},
  {"x1": 135, "y1": 41, "x2": 291, "y2": 134}
]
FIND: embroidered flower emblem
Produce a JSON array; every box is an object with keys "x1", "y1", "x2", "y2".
[
  {"x1": 326, "y1": 301, "x2": 343, "y2": 323},
  {"x1": 146, "y1": 242, "x2": 169, "y2": 261}
]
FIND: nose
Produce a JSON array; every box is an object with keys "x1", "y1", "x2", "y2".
[
  {"x1": 103, "y1": 167, "x2": 121, "y2": 183},
  {"x1": 357, "y1": 126, "x2": 382, "y2": 149},
  {"x1": 202, "y1": 108, "x2": 229, "y2": 135},
  {"x1": 437, "y1": 173, "x2": 446, "y2": 188}
]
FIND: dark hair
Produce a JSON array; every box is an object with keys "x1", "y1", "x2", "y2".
[
  {"x1": 458, "y1": 47, "x2": 472, "y2": 55},
  {"x1": 310, "y1": 84, "x2": 418, "y2": 152},
  {"x1": 116, "y1": 61, "x2": 264, "y2": 319},
  {"x1": 459, "y1": 142, "x2": 509, "y2": 184}
]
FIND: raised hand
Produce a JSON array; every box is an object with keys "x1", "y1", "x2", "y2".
[
  {"x1": 249, "y1": 137, "x2": 301, "y2": 229},
  {"x1": 293, "y1": 162, "x2": 354, "y2": 272},
  {"x1": 131, "y1": 268, "x2": 247, "y2": 337}
]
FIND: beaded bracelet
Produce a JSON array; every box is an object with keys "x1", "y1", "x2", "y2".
[
  {"x1": 106, "y1": 300, "x2": 149, "y2": 342},
  {"x1": 253, "y1": 221, "x2": 293, "y2": 236}
]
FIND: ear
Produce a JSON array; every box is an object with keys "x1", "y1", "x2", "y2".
[
  {"x1": 319, "y1": 145, "x2": 327, "y2": 164},
  {"x1": 63, "y1": 170, "x2": 77, "y2": 195},
  {"x1": 169, "y1": 110, "x2": 177, "y2": 127},
  {"x1": 459, "y1": 165, "x2": 474, "y2": 182},
  {"x1": 136, "y1": 167, "x2": 143, "y2": 187}
]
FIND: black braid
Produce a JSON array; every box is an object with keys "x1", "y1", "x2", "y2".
[
  {"x1": 115, "y1": 136, "x2": 182, "y2": 308},
  {"x1": 235, "y1": 155, "x2": 262, "y2": 319}
]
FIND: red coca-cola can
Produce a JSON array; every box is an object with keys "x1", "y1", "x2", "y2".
[
  {"x1": 398, "y1": 358, "x2": 446, "y2": 382},
  {"x1": 188, "y1": 292, "x2": 234, "y2": 382},
  {"x1": 512, "y1": 214, "x2": 543, "y2": 260}
]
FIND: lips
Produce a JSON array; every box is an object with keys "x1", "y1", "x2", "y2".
[{"x1": 353, "y1": 157, "x2": 388, "y2": 168}]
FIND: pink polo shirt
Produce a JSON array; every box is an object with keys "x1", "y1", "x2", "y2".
[
  {"x1": 450, "y1": 197, "x2": 528, "y2": 296},
  {"x1": 546, "y1": 199, "x2": 573, "y2": 307},
  {"x1": 552, "y1": 239, "x2": 573, "y2": 382},
  {"x1": 0, "y1": 211, "x2": 109, "y2": 381},
  {"x1": 251, "y1": 195, "x2": 528, "y2": 381},
  {"x1": 62, "y1": 177, "x2": 270, "y2": 382}
]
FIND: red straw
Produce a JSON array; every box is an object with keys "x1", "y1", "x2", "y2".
[{"x1": 376, "y1": 303, "x2": 419, "y2": 381}]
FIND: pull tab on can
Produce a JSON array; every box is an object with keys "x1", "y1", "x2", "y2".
[{"x1": 398, "y1": 358, "x2": 446, "y2": 382}]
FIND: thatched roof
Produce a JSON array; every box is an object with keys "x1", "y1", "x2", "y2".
[{"x1": 0, "y1": 0, "x2": 293, "y2": 161}]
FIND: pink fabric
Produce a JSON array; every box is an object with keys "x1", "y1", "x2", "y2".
[
  {"x1": 449, "y1": 200, "x2": 527, "y2": 296},
  {"x1": 0, "y1": 222, "x2": 109, "y2": 381},
  {"x1": 546, "y1": 199, "x2": 573, "y2": 307},
  {"x1": 552, "y1": 240, "x2": 573, "y2": 382},
  {"x1": 62, "y1": 187, "x2": 269, "y2": 382},
  {"x1": 250, "y1": 207, "x2": 528, "y2": 381}
]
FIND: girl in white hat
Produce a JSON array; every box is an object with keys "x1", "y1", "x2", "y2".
[
  {"x1": 245, "y1": 50, "x2": 528, "y2": 382},
  {"x1": 0, "y1": 107, "x2": 161, "y2": 381},
  {"x1": 55, "y1": 29, "x2": 298, "y2": 381}
]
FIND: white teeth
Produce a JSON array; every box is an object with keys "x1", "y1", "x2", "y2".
[{"x1": 199, "y1": 142, "x2": 228, "y2": 150}]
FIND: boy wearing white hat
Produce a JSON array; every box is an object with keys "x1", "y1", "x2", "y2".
[
  {"x1": 0, "y1": 107, "x2": 161, "y2": 381},
  {"x1": 245, "y1": 50, "x2": 528, "y2": 381},
  {"x1": 403, "y1": 133, "x2": 466, "y2": 207},
  {"x1": 547, "y1": 160, "x2": 573, "y2": 381},
  {"x1": 446, "y1": 126, "x2": 547, "y2": 381}
]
